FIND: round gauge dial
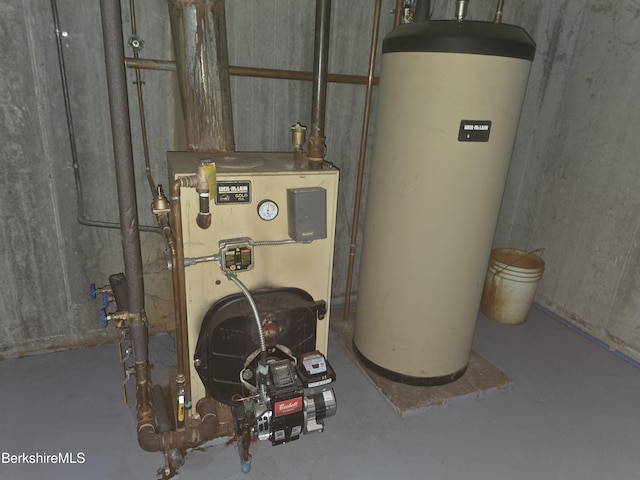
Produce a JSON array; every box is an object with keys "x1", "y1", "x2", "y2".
[{"x1": 257, "y1": 200, "x2": 279, "y2": 221}]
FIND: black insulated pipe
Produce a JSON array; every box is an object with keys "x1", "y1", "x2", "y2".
[
  {"x1": 99, "y1": 0, "x2": 147, "y2": 353},
  {"x1": 414, "y1": 0, "x2": 431, "y2": 22},
  {"x1": 153, "y1": 385, "x2": 173, "y2": 433},
  {"x1": 308, "y1": 0, "x2": 331, "y2": 164},
  {"x1": 311, "y1": 0, "x2": 330, "y2": 137}
]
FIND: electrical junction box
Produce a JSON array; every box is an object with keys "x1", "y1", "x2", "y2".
[
  {"x1": 168, "y1": 152, "x2": 339, "y2": 405},
  {"x1": 219, "y1": 238, "x2": 254, "y2": 273},
  {"x1": 287, "y1": 187, "x2": 327, "y2": 242}
]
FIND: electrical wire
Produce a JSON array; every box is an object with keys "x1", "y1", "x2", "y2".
[
  {"x1": 253, "y1": 239, "x2": 297, "y2": 247},
  {"x1": 224, "y1": 274, "x2": 266, "y2": 357},
  {"x1": 225, "y1": 273, "x2": 269, "y2": 401}
]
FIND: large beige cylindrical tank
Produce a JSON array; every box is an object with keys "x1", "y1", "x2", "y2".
[{"x1": 353, "y1": 21, "x2": 535, "y2": 385}]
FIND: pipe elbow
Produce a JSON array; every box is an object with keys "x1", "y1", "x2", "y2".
[
  {"x1": 196, "y1": 212, "x2": 211, "y2": 230},
  {"x1": 137, "y1": 423, "x2": 162, "y2": 452},
  {"x1": 195, "y1": 397, "x2": 219, "y2": 440},
  {"x1": 170, "y1": 178, "x2": 183, "y2": 198}
]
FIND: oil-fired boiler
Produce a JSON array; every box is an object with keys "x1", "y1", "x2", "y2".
[
  {"x1": 168, "y1": 151, "x2": 338, "y2": 468},
  {"x1": 353, "y1": 21, "x2": 536, "y2": 384}
]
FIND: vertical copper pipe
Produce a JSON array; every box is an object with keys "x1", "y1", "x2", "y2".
[
  {"x1": 343, "y1": 0, "x2": 383, "y2": 321},
  {"x1": 158, "y1": 214, "x2": 185, "y2": 381},
  {"x1": 170, "y1": 178, "x2": 194, "y2": 407},
  {"x1": 393, "y1": 0, "x2": 404, "y2": 27},
  {"x1": 128, "y1": 0, "x2": 155, "y2": 195}
]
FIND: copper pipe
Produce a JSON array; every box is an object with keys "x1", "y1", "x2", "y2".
[
  {"x1": 170, "y1": 177, "x2": 196, "y2": 408},
  {"x1": 232, "y1": 65, "x2": 380, "y2": 86},
  {"x1": 393, "y1": 0, "x2": 404, "y2": 27},
  {"x1": 494, "y1": 0, "x2": 505, "y2": 23},
  {"x1": 128, "y1": 0, "x2": 155, "y2": 195},
  {"x1": 158, "y1": 214, "x2": 185, "y2": 378},
  {"x1": 125, "y1": 57, "x2": 176, "y2": 71},
  {"x1": 343, "y1": 0, "x2": 383, "y2": 321},
  {"x1": 124, "y1": 58, "x2": 379, "y2": 85},
  {"x1": 163, "y1": 167, "x2": 210, "y2": 407}
]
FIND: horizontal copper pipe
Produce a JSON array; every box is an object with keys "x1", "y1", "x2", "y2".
[
  {"x1": 125, "y1": 57, "x2": 379, "y2": 85},
  {"x1": 126, "y1": 57, "x2": 176, "y2": 70}
]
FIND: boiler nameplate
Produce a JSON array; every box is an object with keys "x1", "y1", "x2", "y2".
[{"x1": 216, "y1": 181, "x2": 251, "y2": 204}]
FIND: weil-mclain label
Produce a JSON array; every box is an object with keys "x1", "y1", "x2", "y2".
[
  {"x1": 458, "y1": 120, "x2": 492, "y2": 142},
  {"x1": 216, "y1": 181, "x2": 251, "y2": 204}
]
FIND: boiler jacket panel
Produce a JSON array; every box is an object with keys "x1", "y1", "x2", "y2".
[{"x1": 169, "y1": 152, "x2": 339, "y2": 403}]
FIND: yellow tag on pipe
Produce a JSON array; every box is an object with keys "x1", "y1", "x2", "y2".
[{"x1": 200, "y1": 162, "x2": 217, "y2": 199}]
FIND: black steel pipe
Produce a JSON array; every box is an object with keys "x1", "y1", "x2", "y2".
[
  {"x1": 153, "y1": 385, "x2": 173, "y2": 433},
  {"x1": 138, "y1": 396, "x2": 220, "y2": 452},
  {"x1": 415, "y1": 0, "x2": 431, "y2": 22},
  {"x1": 308, "y1": 0, "x2": 331, "y2": 163},
  {"x1": 99, "y1": 0, "x2": 147, "y2": 343}
]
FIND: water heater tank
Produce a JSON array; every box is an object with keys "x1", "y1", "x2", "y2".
[{"x1": 353, "y1": 21, "x2": 535, "y2": 385}]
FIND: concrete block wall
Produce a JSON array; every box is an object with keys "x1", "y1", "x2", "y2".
[{"x1": 3, "y1": 0, "x2": 640, "y2": 363}]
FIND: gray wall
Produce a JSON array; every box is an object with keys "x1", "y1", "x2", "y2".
[
  {"x1": 3, "y1": 0, "x2": 640, "y2": 363},
  {"x1": 495, "y1": 0, "x2": 640, "y2": 362}
]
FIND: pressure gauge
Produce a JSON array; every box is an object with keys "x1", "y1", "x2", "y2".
[{"x1": 257, "y1": 199, "x2": 279, "y2": 221}]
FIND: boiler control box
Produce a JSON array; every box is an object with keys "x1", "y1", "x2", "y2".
[{"x1": 287, "y1": 187, "x2": 327, "y2": 242}]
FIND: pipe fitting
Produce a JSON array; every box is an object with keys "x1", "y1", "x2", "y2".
[
  {"x1": 175, "y1": 164, "x2": 216, "y2": 230},
  {"x1": 152, "y1": 185, "x2": 171, "y2": 216},
  {"x1": 196, "y1": 163, "x2": 216, "y2": 194},
  {"x1": 137, "y1": 396, "x2": 221, "y2": 452},
  {"x1": 455, "y1": 0, "x2": 468, "y2": 21},
  {"x1": 493, "y1": 0, "x2": 504, "y2": 24},
  {"x1": 291, "y1": 122, "x2": 307, "y2": 149},
  {"x1": 291, "y1": 123, "x2": 307, "y2": 170},
  {"x1": 307, "y1": 135, "x2": 326, "y2": 168}
]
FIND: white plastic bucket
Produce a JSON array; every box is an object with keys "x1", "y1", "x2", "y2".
[{"x1": 480, "y1": 248, "x2": 545, "y2": 325}]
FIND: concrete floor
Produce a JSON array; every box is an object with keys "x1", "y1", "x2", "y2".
[{"x1": 1, "y1": 307, "x2": 639, "y2": 480}]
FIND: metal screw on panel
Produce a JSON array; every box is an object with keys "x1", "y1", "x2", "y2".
[{"x1": 194, "y1": 358, "x2": 202, "y2": 368}]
